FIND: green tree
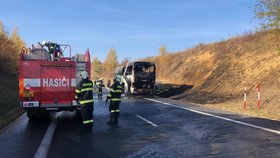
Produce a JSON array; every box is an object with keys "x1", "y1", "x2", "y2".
[
  {"x1": 255, "y1": 0, "x2": 280, "y2": 53},
  {"x1": 91, "y1": 57, "x2": 102, "y2": 80},
  {"x1": 103, "y1": 48, "x2": 118, "y2": 78},
  {"x1": 255, "y1": 0, "x2": 280, "y2": 30}
]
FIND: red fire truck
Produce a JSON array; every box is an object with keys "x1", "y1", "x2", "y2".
[{"x1": 19, "y1": 42, "x2": 91, "y2": 120}]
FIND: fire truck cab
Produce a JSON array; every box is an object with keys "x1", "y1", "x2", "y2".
[{"x1": 19, "y1": 42, "x2": 91, "y2": 120}]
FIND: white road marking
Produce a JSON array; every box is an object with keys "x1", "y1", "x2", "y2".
[
  {"x1": 136, "y1": 115, "x2": 158, "y2": 127},
  {"x1": 145, "y1": 98, "x2": 280, "y2": 135},
  {"x1": 34, "y1": 113, "x2": 59, "y2": 158}
]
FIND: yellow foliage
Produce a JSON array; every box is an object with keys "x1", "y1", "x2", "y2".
[
  {"x1": 0, "y1": 22, "x2": 25, "y2": 76},
  {"x1": 103, "y1": 48, "x2": 118, "y2": 78}
]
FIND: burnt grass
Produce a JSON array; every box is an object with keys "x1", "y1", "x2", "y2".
[
  {"x1": 156, "y1": 84, "x2": 236, "y2": 104},
  {"x1": 156, "y1": 84, "x2": 192, "y2": 98}
]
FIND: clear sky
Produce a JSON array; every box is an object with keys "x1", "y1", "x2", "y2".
[{"x1": 0, "y1": 0, "x2": 258, "y2": 62}]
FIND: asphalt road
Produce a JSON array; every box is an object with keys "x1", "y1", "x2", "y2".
[{"x1": 1, "y1": 92, "x2": 280, "y2": 158}]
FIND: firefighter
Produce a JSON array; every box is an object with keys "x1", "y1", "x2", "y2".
[
  {"x1": 75, "y1": 71, "x2": 94, "y2": 130},
  {"x1": 107, "y1": 79, "x2": 111, "y2": 88},
  {"x1": 106, "y1": 75, "x2": 122, "y2": 125},
  {"x1": 93, "y1": 80, "x2": 97, "y2": 92},
  {"x1": 41, "y1": 40, "x2": 61, "y2": 61},
  {"x1": 96, "y1": 78, "x2": 104, "y2": 98},
  {"x1": 155, "y1": 85, "x2": 160, "y2": 95}
]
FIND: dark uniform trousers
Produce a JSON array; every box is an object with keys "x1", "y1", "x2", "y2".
[
  {"x1": 109, "y1": 101, "x2": 120, "y2": 123},
  {"x1": 75, "y1": 78, "x2": 94, "y2": 129},
  {"x1": 107, "y1": 82, "x2": 122, "y2": 124},
  {"x1": 81, "y1": 103, "x2": 94, "y2": 128}
]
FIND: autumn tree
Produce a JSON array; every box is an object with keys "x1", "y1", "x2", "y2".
[
  {"x1": 10, "y1": 28, "x2": 25, "y2": 52},
  {"x1": 0, "y1": 22, "x2": 25, "y2": 75},
  {"x1": 0, "y1": 21, "x2": 7, "y2": 39},
  {"x1": 0, "y1": 21, "x2": 8, "y2": 74},
  {"x1": 91, "y1": 57, "x2": 102, "y2": 80},
  {"x1": 103, "y1": 47, "x2": 118, "y2": 78},
  {"x1": 158, "y1": 44, "x2": 168, "y2": 79},
  {"x1": 9, "y1": 28, "x2": 25, "y2": 73}
]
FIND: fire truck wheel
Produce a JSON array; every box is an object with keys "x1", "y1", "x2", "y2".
[
  {"x1": 27, "y1": 111, "x2": 36, "y2": 121},
  {"x1": 27, "y1": 110, "x2": 50, "y2": 121},
  {"x1": 40, "y1": 111, "x2": 50, "y2": 121}
]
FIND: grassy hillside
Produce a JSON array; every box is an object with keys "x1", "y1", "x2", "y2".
[
  {"x1": 147, "y1": 31, "x2": 280, "y2": 120},
  {"x1": 0, "y1": 75, "x2": 24, "y2": 129}
]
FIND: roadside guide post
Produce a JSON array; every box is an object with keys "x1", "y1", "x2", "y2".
[
  {"x1": 244, "y1": 86, "x2": 247, "y2": 110},
  {"x1": 258, "y1": 83, "x2": 261, "y2": 109}
]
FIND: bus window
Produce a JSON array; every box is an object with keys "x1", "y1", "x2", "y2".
[
  {"x1": 115, "y1": 67, "x2": 123, "y2": 76},
  {"x1": 135, "y1": 65, "x2": 143, "y2": 75},
  {"x1": 125, "y1": 66, "x2": 132, "y2": 75},
  {"x1": 135, "y1": 65, "x2": 154, "y2": 75},
  {"x1": 149, "y1": 65, "x2": 155, "y2": 73}
]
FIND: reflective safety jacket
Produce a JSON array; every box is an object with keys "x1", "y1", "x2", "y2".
[
  {"x1": 75, "y1": 78, "x2": 94, "y2": 104},
  {"x1": 107, "y1": 82, "x2": 122, "y2": 102}
]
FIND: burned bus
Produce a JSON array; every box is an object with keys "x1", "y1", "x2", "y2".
[{"x1": 115, "y1": 61, "x2": 156, "y2": 94}]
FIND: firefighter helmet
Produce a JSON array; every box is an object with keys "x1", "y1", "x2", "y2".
[
  {"x1": 41, "y1": 40, "x2": 48, "y2": 45},
  {"x1": 80, "y1": 71, "x2": 89, "y2": 79},
  {"x1": 114, "y1": 75, "x2": 121, "y2": 82}
]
